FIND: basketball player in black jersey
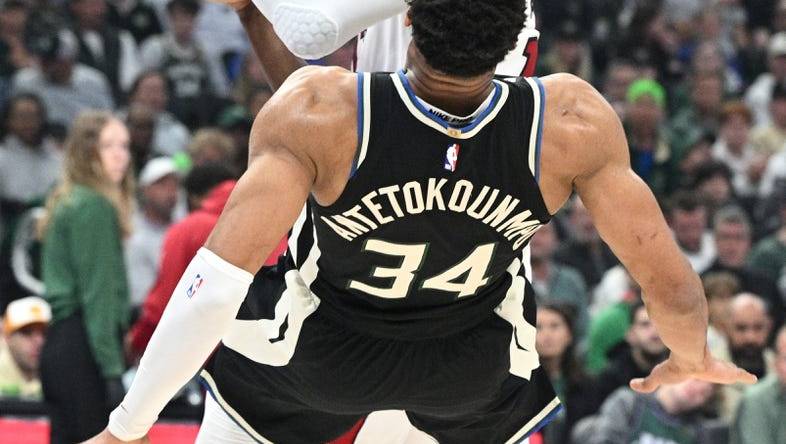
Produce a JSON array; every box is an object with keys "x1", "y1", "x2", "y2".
[{"x1": 89, "y1": 1, "x2": 756, "y2": 443}]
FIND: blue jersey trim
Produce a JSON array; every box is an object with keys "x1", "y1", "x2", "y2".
[
  {"x1": 350, "y1": 72, "x2": 365, "y2": 179},
  {"x1": 533, "y1": 77, "x2": 546, "y2": 183},
  {"x1": 396, "y1": 70, "x2": 501, "y2": 133}
]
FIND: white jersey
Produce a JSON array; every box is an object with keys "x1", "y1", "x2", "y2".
[{"x1": 356, "y1": 0, "x2": 539, "y2": 76}]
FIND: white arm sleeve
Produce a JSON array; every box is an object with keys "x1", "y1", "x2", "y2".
[
  {"x1": 252, "y1": 0, "x2": 408, "y2": 59},
  {"x1": 108, "y1": 248, "x2": 253, "y2": 440}
]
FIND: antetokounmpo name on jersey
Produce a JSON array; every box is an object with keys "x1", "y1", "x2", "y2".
[{"x1": 322, "y1": 178, "x2": 542, "y2": 249}]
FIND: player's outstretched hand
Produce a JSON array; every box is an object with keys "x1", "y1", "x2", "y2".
[
  {"x1": 630, "y1": 346, "x2": 758, "y2": 393},
  {"x1": 208, "y1": 0, "x2": 251, "y2": 12},
  {"x1": 80, "y1": 428, "x2": 149, "y2": 444}
]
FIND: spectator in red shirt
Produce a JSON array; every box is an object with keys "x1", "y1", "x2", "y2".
[{"x1": 126, "y1": 163, "x2": 287, "y2": 359}]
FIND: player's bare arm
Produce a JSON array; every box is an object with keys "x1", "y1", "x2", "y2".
[
  {"x1": 206, "y1": 65, "x2": 359, "y2": 271},
  {"x1": 538, "y1": 73, "x2": 757, "y2": 392}
]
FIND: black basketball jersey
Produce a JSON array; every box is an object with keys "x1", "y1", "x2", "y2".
[
  {"x1": 289, "y1": 70, "x2": 550, "y2": 339},
  {"x1": 202, "y1": 71, "x2": 561, "y2": 442}
]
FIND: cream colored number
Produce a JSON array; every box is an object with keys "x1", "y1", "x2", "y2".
[
  {"x1": 349, "y1": 240, "x2": 496, "y2": 299},
  {"x1": 348, "y1": 239, "x2": 427, "y2": 299},
  {"x1": 421, "y1": 243, "x2": 496, "y2": 297}
]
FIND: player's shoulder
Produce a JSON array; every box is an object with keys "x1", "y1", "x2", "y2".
[
  {"x1": 538, "y1": 73, "x2": 627, "y2": 181},
  {"x1": 253, "y1": 65, "x2": 357, "y2": 150},
  {"x1": 272, "y1": 65, "x2": 358, "y2": 113},
  {"x1": 539, "y1": 73, "x2": 615, "y2": 130}
]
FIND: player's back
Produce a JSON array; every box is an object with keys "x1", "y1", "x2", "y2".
[{"x1": 290, "y1": 70, "x2": 550, "y2": 339}]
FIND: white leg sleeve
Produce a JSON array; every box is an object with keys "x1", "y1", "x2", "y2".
[
  {"x1": 251, "y1": 0, "x2": 408, "y2": 59},
  {"x1": 108, "y1": 248, "x2": 253, "y2": 441}
]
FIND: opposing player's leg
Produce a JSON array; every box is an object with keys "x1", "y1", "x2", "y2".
[
  {"x1": 251, "y1": 0, "x2": 407, "y2": 59},
  {"x1": 354, "y1": 411, "x2": 436, "y2": 444},
  {"x1": 195, "y1": 395, "x2": 258, "y2": 444}
]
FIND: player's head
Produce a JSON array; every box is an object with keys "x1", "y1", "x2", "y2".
[{"x1": 405, "y1": 0, "x2": 528, "y2": 78}]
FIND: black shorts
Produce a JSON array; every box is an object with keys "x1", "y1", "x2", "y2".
[{"x1": 201, "y1": 268, "x2": 560, "y2": 444}]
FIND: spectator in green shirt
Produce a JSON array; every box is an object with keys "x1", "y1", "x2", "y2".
[
  {"x1": 37, "y1": 111, "x2": 134, "y2": 444},
  {"x1": 731, "y1": 325, "x2": 786, "y2": 444}
]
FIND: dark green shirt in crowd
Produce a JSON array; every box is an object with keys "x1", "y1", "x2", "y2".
[
  {"x1": 42, "y1": 185, "x2": 129, "y2": 378},
  {"x1": 747, "y1": 234, "x2": 786, "y2": 283}
]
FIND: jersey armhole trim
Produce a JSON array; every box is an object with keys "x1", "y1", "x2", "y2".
[
  {"x1": 350, "y1": 72, "x2": 372, "y2": 178},
  {"x1": 524, "y1": 77, "x2": 546, "y2": 183}
]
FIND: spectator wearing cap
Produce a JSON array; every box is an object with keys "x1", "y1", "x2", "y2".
[
  {"x1": 68, "y1": 0, "x2": 140, "y2": 100},
  {"x1": 0, "y1": 296, "x2": 50, "y2": 400},
  {"x1": 539, "y1": 20, "x2": 594, "y2": 83},
  {"x1": 731, "y1": 325, "x2": 786, "y2": 444},
  {"x1": 11, "y1": 28, "x2": 114, "y2": 128},
  {"x1": 139, "y1": 0, "x2": 222, "y2": 129},
  {"x1": 126, "y1": 163, "x2": 287, "y2": 359},
  {"x1": 712, "y1": 101, "x2": 768, "y2": 198},
  {"x1": 126, "y1": 70, "x2": 190, "y2": 156},
  {"x1": 746, "y1": 32, "x2": 786, "y2": 127},
  {"x1": 125, "y1": 157, "x2": 180, "y2": 308},
  {"x1": 126, "y1": 163, "x2": 234, "y2": 359},
  {"x1": 624, "y1": 78, "x2": 674, "y2": 197},
  {"x1": 750, "y1": 81, "x2": 786, "y2": 157}
]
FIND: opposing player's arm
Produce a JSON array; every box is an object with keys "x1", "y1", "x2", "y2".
[
  {"x1": 95, "y1": 68, "x2": 357, "y2": 444},
  {"x1": 236, "y1": 4, "x2": 305, "y2": 91},
  {"x1": 539, "y1": 74, "x2": 756, "y2": 391},
  {"x1": 246, "y1": 0, "x2": 407, "y2": 60}
]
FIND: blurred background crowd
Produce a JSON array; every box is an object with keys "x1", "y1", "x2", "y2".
[{"x1": 0, "y1": 0, "x2": 784, "y2": 443}]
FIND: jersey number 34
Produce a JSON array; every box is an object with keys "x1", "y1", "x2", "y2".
[{"x1": 348, "y1": 239, "x2": 497, "y2": 299}]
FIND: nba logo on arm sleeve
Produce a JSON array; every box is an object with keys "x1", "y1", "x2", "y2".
[
  {"x1": 444, "y1": 143, "x2": 460, "y2": 172},
  {"x1": 186, "y1": 274, "x2": 204, "y2": 298}
]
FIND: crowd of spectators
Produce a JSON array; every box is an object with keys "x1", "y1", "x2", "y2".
[{"x1": 0, "y1": 0, "x2": 783, "y2": 443}]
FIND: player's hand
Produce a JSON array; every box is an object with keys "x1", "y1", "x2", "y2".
[
  {"x1": 81, "y1": 428, "x2": 149, "y2": 444},
  {"x1": 209, "y1": 0, "x2": 251, "y2": 12},
  {"x1": 630, "y1": 346, "x2": 757, "y2": 393}
]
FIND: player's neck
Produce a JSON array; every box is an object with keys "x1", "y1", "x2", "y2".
[{"x1": 405, "y1": 49, "x2": 495, "y2": 116}]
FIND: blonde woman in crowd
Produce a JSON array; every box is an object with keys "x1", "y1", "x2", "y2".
[{"x1": 37, "y1": 111, "x2": 134, "y2": 444}]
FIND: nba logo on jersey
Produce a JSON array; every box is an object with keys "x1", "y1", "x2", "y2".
[
  {"x1": 186, "y1": 274, "x2": 204, "y2": 298},
  {"x1": 444, "y1": 144, "x2": 460, "y2": 172}
]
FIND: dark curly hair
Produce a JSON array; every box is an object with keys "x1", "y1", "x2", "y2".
[{"x1": 407, "y1": 0, "x2": 527, "y2": 77}]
